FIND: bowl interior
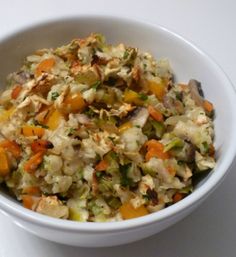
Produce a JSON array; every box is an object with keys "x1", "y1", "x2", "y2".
[{"x1": 0, "y1": 16, "x2": 235, "y2": 226}]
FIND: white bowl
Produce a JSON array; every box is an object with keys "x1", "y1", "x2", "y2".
[{"x1": 0, "y1": 15, "x2": 236, "y2": 247}]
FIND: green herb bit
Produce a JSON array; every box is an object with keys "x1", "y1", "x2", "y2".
[
  {"x1": 108, "y1": 136, "x2": 116, "y2": 143},
  {"x1": 67, "y1": 128, "x2": 76, "y2": 136},
  {"x1": 33, "y1": 119, "x2": 49, "y2": 129},
  {"x1": 84, "y1": 108, "x2": 95, "y2": 118},
  {"x1": 107, "y1": 197, "x2": 121, "y2": 209},
  {"x1": 202, "y1": 142, "x2": 209, "y2": 153},
  {"x1": 138, "y1": 93, "x2": 148, "y2": 101},
  {"x1": 95, "y1": 171, "x2": 103, "y2": 178},
  {"x1": 175, "y1": 91, "x2": 183, "y2": 101},
  {"x1": 51, "y1": 91, "x2": 60, "y2": 101},
  {"x1": 120, "y1": 163, "x2": 134, "y2": 187},
  {"x1": 123, "y1": 50, "x2": 129, "y2": 59},
  {"x1": 91, "y1": 80, "x2": 101, "y2": 89}
]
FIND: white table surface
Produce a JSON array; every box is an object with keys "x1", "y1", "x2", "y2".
[{"x1": 1, "y1": 0, "x2": 236, "y2": 256}]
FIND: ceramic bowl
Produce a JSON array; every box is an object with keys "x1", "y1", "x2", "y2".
[{"x1": 0, "y1": 15, "x2": 236, "y2": 247}]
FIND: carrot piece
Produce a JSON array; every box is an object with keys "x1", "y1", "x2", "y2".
[
  {"x1": 167, "y1": 165, "x2": 176, "y2": 176},
  {"x1": 31, "y1": 139, "x2": 53, "y2": 154},
  {"x1": 24, "y1": 151, "x2": 44, "y2": 173},
  {"x1": 64, "y1": 92, "x2": 86, "y2": 113},
  {"x1": 22, "y1": 186, "x2": 41, "y2": 196},
  {"x1": 95, "y1": 160, "x2": 108, "y2": 171},
  {"x1": 22, "y1": 195, "x2": 40, "y2": 210},
  {"x1": 146, "y1": 147, "x2": 169, "y2": 161},
  {"x1": 148, "y1": 105, "x2": 163, "y2": 122},
  {"x1": 11, "y1": 84, "x2": 22, "y2": 99},
  {"x1": 145, "y1": 139, "x2": 164, "y2": 151},
  {"x1": 46, "y1": 109, "x2": 63, "y2": 130},
  {"x1": 148, "y1": 80, "x2": 166, "y2": 101},
  {"x1": 173, "y1": 192, "x2": 184, "y2": 203},
  {"x1": 145, "y1": 140, "x2": 170, "y2": 161},
  {"x1": 120, "y1": 201, "x2": 148, "y2": 220},
  {"x1": 0, "y1": 147, "x2": 9, "y2": 176},
  {"x1": 203, "y1": 100, "x2": 214, "y2": 113},
  {"x1": 0, "y1": 140, "x2": 21, "y2": 158},
  {"x1": 35, "y1": 58, "x2": 55, "y2": 77},
  {"x1": 22, "y1": 126, "x2": 45, "y2": 137}
]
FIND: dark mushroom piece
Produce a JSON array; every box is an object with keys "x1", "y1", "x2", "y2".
[
  {"x1": 188, "y1": 79, "x2": 204, "y2": 106},
  {"x1": 118, "y1": 107, "x2": 149, "y2": 128},
  {"x1": 130, "y1": 107, "x2": 149, "y2": 128}
]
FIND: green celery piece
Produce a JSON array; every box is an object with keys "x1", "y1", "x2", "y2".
[
  {"x1": 120, "y1": 163, "x2": 134, "y2": 187},
  {"x1": 107, "y1": 197, "x2": 122, "y2": 209},
  {"x1": 164, "y1": 137, "x2": 184, "y2": 152},
  {"x1": 151, "y1": 120, "x2": 165, "y2": 138}
]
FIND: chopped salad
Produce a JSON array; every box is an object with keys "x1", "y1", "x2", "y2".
[{"x1": 0, "y1": 34, "x2": 215, "y2": 221}]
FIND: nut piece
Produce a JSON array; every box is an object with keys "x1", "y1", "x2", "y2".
[{"x1": 36, "y1": 196, "x2": 69, "y2": 219}]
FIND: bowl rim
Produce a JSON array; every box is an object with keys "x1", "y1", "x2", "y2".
[{"x1": 0, "y1": 14, "x2": 236, "y2": 233}]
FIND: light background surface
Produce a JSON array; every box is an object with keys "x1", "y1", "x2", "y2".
[{"x1": 0, "y1": 0, "x2": 236, "y2": 256}]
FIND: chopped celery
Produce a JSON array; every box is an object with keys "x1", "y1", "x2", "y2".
[
  {"x1": 104, "y1": 151, "x2": 119, "y2": 175},
  {"x1": 98, "y1": 177, "x2": 113, "y2": 193},
  {"x1": 179, "y1": 186, "x2": 193, "y2": 194},
  {"x1": 120, "y1": 163, "x2": 135, "y2": 187},
  {"x1": 107, "y1": 197, "x2": 122, "y2": 209},
  {"x1": 151, "y1": 120, "x2": 165, "y2": 138},
  {"x1": 202, "y1": 141, "x2": 209, "y2": 154},
  {"x1": 164, "y1": 137, "x2": 184, "y2": 152},
  {"x1": 69, "y1": 208, "x2": 83, "y2": 221}
]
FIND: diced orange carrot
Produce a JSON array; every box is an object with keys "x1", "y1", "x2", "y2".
[
  {"x1": 35, "y1": 58, "x2": 55, "y2": 77},
  {"x1": 145, "y1": 147, "x2": 169, "y2": 161},
  {"x1": 120, "y1": 201, "x2": 148, "y2": 220},
  {"x1": 167, "y1": 165, "x2": 176, "y2": 176},
  {"x1": 11, "y1": 85, "x2": 22, "y2": 99},
  {"x1": 145, "y1": 140, "x2": 170, "y2": 161},
  {"x1": 145, "y1": 139, "x2": 164, "y2": 151},
  {"x1": 95, "y1": 160, "x2": 108, "y2": 171},
  {"x1": 24, "y1": 151, "x2": 44, "y2": 173},
  {"x1": 31, "y1": 139, "x2": 53, "y2": 154},
  {"x1": 63, "y1": 92, "x2": 86, "y2": 113},
  {"x1": 203, "y1": 100, "x2": 214, "y2": 113},
  {"x1": 148, "y1": 105, "x2": 163, "y2": 122},
  {"x1": 45, "y1": 109, "x2": 63, "y2": 130},
  {"x1": 22, "y1": 195, "x2": 40, "y2": 210},
  {"x1": 22, "y1": 186, "x2": 41, "y2": 196},
  {"x1": 173, "y1": 192, "x2": 184, "y2": 203},
  {"x1": 148, "y1": 80, "x2": 166, "y2": 101},
  {"x1": 22, "y1": 126, "x2": 45, "y2": 137},
  {"x1": 0, "y1": 140, "x2": 21, "y2": 158},
  {"x1": 0, "y1": 147, "x2": 9, "y2": 176}
]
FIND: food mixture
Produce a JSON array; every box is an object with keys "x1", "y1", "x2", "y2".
[{"x1": 0, "y1": 34, "x2": 215, "y2": 221}]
